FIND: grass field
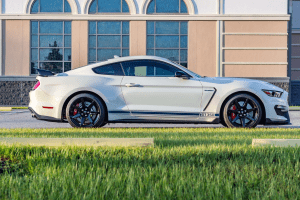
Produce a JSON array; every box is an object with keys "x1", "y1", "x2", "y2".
[{"x1": 0, "y1": 128, "x2": 300, "y2": 199}]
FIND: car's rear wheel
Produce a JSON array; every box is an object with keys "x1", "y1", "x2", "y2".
[
  {"x1": 223, "y1": 94, "x2": 262, "y2": 128},
  {"x1": 66, "y1": 94, "x2": 106, "y2": 128}
]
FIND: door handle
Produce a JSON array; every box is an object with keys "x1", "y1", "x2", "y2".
[{"x1": 125, "y1": 83, "x2": 140, "y2": 87}]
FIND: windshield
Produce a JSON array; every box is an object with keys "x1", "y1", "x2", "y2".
[{"x1": 171, "y1": 61, "x2": 202, "y2": 78}]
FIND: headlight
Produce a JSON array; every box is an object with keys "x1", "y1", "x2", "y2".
[{"x1": 262, "y1": 90, "x2": 283, "y2": 98}]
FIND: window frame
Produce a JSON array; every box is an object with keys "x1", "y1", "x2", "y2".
[
  {"x1": 30, "y1": 0, "x2": 72, "y2": 14},
  {"x1": 88, "y1": 21, "x2": 130, "y2": 64},
  {"x1": 120, "y1": 59, "x2": 191, "y2": 77},
  {"x1": 146, "y1": 21, "x2": 188, "y2": 68},
  {"x1": 30, "y1": 20, "x2": 72, "y2": 75},
  {"x1": 92, "y1": 62, "x2": 125, "y2": 76}
]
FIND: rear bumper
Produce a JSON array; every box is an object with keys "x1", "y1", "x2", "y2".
[
  {"x1": 29, "y1": 89, "x2": 63, "y2": 120},
  {"x1": 29, "y1": 107, "x2": 63, "y2": 122}
]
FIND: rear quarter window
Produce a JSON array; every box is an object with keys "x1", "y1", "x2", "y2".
[{"x1": 92, "y1": 63, "x2": 124, "y2": 76}]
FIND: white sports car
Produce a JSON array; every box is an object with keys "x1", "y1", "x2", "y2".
[{"x1": 29, "y1": 56, "x2": 290, "y2": 128}]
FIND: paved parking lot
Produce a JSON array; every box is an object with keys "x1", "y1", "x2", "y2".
[{"x1": 0, "y1": 110, "x2": 299, "y2": 129}]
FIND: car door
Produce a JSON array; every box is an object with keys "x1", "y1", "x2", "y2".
[{"x1": 120, "y1": 60, "x2": 203, "y2": 120}]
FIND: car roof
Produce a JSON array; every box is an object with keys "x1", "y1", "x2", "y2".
[
  {"x1": 65, "y1": 55, "x2": 187, "y2": 76},
  {"x1": 88, "y1": 55, "x2": 171, "y2": 68}
]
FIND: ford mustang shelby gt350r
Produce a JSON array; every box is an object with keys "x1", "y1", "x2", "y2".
[{"x1": 29, "y1": 56, "x2": 290, "y2": 128}]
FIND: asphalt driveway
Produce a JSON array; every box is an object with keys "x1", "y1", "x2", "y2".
[{"x1": 0, "y1": 109, "x2": 298, "y2": 129}]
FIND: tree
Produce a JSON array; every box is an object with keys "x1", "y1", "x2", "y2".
[{"x1": 42, "y1": 41, "x2": 63, "y2": 73}]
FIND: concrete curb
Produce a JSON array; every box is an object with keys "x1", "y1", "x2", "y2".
[
  {"x1": 0, "y1": 110, "x2": 30, "y2": 114},
  {"x1": 0, "y1": 107, "x2": 12, "y2": 111},
  {"x1": 0, "y1": 138, "x2": 154, "y2": 147},
  {"x1": 252, "y1": 139, "x2": 300, "y2": 147}
]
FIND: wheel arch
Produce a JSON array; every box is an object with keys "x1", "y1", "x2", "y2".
[
  {"x1": 219, "y1": 91, "x2": 266, "y2": 125},
  {"x1": 61, "y1": 90, "x2": 108, "y2": 122}
]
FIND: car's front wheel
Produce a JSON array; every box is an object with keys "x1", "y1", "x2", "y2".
[
  {"x1": 223, "y1": 94, "x2": 262, "y2": 128},
  {"x1": 66, "y1": 93, "x2": 106, "y2": 128}
]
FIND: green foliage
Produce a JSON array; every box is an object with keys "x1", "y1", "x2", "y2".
[
  {"x1": 0, "y1": 128, "x2": 299, "y2": 199},
  {"x1": 12, "y1": 107, "x2": 28, "y2": 110}
]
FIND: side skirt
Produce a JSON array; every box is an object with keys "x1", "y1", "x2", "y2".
[{"x1": 108, "y1": 118, "x2": 220, "y2": 124}]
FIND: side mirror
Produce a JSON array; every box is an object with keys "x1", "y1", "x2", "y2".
[{"x1": 175, "y1": 71, "x2": 190, "y2": 79}]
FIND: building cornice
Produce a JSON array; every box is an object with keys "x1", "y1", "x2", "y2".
[{"x1": 0, "y1": 14, "x2": 290, "y2": 21}]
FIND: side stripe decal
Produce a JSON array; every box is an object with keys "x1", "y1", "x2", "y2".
[{"x1": 109, "y1": 111, "x2": 219, "y2": 117}]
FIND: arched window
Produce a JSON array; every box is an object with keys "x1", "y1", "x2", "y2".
[
  {"x1": 147, "y1": 0, "x2": 188, "y2": 14},
  {"x1": 31, "y1": 0, "x2": 71, "y2": 13},
  {"x1": 89, "y1": 0, "x2": 129, "y2": 14}
]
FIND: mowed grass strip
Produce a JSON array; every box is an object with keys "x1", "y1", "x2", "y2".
[
  {"x1": 12, "y1": 107, "x2": 28, "y2": 110},
  {"x1": 0, "y1": 128, "x2": 300, "y2": 199}
]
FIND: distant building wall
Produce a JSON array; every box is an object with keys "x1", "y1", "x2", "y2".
[{"x1": 0, "y1": 0, "x2": 294, "y2": 105}]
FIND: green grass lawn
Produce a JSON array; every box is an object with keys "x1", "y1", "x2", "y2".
[{"x1": 0, "y1": 128, "x2": 300, "y2": 199}]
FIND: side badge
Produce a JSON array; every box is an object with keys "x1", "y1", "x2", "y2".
[{"x1": 199, "y1": 113, "x2": 218, "y2": 117}]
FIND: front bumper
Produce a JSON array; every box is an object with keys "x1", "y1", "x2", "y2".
[
  {"x1": 262, "y1": 89, "x2": 290, "y2": 125},
  {"x1": 265, "y1": 114, "x2": 291, "y2": 125},
  {"x1": 265, "y1": 105, "x2": 291, "y2": 125}
]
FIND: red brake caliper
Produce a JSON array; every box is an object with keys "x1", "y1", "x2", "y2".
[
  {"x1": 231, "y1": 105, "x2": 237, "y2": 120},
  {"x1": 74, "y1": 103, "x2": 79, "y2": 115}
]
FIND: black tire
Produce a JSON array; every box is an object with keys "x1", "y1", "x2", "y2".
[
  {"x1": 223, "y1": 94, "x2": 262, "y2": 128},
  {"x1": 66, "y1": 93, "x2": 106, "y2": 128},
  {"x1": 220, "y1": 120, "x2": 227, "y2": 127}
]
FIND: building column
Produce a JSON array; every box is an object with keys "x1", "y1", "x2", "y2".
[
  {"x1": 188, "y1": 21, "x2": 217, "y2": 77},
  {"x1": 0, "y1": 19, "x2": 2, "y2": 76},
  {"x1": 72, "y1": 21, "x2": 88, "y2": 69},
  {"x1": 5, "y1": 20, "x2": 30, "y2": 76},
  {"x1": 0, "y1": 0, "x2": 2, "y2": 76},
  {"x1": 130, "y1": 21, "x2": 146, "y2": 56}
]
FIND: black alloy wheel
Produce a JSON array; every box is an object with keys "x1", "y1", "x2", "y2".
[
  {"x1": 223, "y1": 94, "x2": 262, "y2": 128},
  {"x1": 66, "y1": 94, "x2": 106, "y2": 128}
]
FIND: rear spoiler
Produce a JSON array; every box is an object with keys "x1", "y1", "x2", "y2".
[{"x1": 37, "y1": 69, "x2": 55, "y2": 77}]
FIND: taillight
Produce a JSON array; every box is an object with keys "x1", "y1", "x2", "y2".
[{"x1": 33, "y1": 81, "x2": 40, "y2": 90}]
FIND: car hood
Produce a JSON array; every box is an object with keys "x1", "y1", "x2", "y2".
[{"x1": 198, "y1": 77, "x2": 284, "y2": 92}]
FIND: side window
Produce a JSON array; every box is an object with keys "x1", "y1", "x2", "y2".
[
  {"x1": 92, "y1": 63, "x2": 124, "y2": 76},
  {"x1": 121, "y1": 60, "x2": 184, "y2": 77}
]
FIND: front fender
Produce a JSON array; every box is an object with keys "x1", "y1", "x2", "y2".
[{"x1": 205, "y1": 87, "x2": 265, "y2": 114}]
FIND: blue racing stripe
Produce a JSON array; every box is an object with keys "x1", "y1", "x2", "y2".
[{"x1": 109, "y1": 111, "x2": 218, "y2": 117}]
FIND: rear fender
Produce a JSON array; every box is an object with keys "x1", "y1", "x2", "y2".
[{"x1": 55, "y1": 87, "x2": 108, "y2": 119}]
